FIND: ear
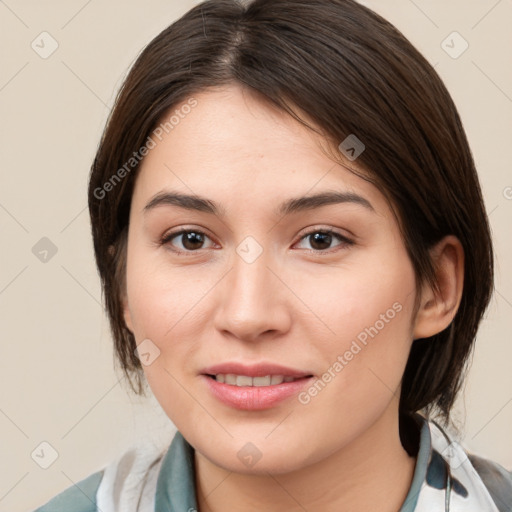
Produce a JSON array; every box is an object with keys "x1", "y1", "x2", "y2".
[
  {"x1": 109, "y1": 241, "x2": 134, "y2": 333},
  {"x1": 122, "y1": 293, "x2": 134, "y2": 333},
  {"x1": 413, "y1": 235, "x2": 464, "y2": 340}
]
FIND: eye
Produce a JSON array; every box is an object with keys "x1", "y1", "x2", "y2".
[
  {"x1": 294, "y1": 228, "x2": 353, "y2": 253},
  {"x1": 160, "y1": 227, "x2": 353, "y2": 255},
  {"x1": 160, "y1": 228, "x2": 215, "y2": 254}
]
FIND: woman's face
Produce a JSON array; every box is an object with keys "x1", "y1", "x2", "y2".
[{"x1": 123, "y1": 84, "x2": 419, "y2": 474}]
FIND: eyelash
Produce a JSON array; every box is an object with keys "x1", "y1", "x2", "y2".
[{"x1": 159, "y1": 227, "x2": 354, "y2": 256}]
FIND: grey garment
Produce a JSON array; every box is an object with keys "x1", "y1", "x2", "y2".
[
  {"x1": 32, "y1": 471, "x2": 102, "y2": 512},
  {"x1": 96, "y1": 439, "x2": 167, "y2": 511},
  {"x1": 33, "y1": 414, "x2": 512, "y2": 511},
  {"x1": 469, "y1": 454, "x2": 512, "y2": 512},
  {"x1": 153, "y1": 416, "x2": 510, "y2": 512},
  {"x1": 400, "y1": 414, "x2": 511, "y2": 511}
]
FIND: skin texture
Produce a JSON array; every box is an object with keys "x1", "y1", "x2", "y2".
[{"x1": 122, "y1": 84, "x2": 464, "y2": 511}]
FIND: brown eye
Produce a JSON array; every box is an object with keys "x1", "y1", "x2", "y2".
[
  {"x1": 179, "y1": 231, "x2": 205, "y2": 250},
  {"x1": 309, "y1": 232, "x2": 334, "y2": 251},
  {"x1": 161, "y1": 229, "x2": 214, "y2": 253},
  {"x1": 295, "y1": 229, "x2": 353, "y2": 252}
]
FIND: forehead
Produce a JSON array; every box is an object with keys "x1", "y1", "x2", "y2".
[{"x1": 132, "y1": 84, "x2": 387, "y2": 217}]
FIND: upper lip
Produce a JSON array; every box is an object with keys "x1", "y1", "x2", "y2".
[{"x1": 201, "y1": 362, "x2": 313, "y2": 378}]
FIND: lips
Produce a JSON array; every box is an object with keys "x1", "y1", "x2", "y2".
[
  {"x1": 200, "y1": 362, "x2": 315, "y2": 410},
  {"x1": 201, "y1": 362, "x2": 313, "y2": 379}
]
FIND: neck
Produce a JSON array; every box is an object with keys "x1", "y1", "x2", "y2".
[{"x1": 194, "y1": 406, "x2": 417, "y2": 512}]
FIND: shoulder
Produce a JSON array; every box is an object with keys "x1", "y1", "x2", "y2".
[
  {"x1": 33, "y1": 470, "x2": 104, "y2": 512},
  {"x1": 468, "y1": 453, "x2": 512, "y2": 512},
  {"x1": 96, "y1": 438, "x2": 167, "y2": 511},
  {"x1": 426, "y1": 417, "x2": 512, "y2": 511},
  {"x1": 32, "y1": 438, "x2": 169, "y2": 512}
]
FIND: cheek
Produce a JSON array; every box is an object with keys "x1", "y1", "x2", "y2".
[
  {"x1": 303, "y1": 252, "x2": 416, "y2": 398},
  {"x1": 124, "y1": 247, "x2": 217, "y2": 411},
  {"x1": 306, "y1": 253, "x2": 415, "y2": 344},
  {"x1": 124, "y1": 252, "x2": 207, "y2": 426},
  {"x1": 125, "y1": 246, "x2": 207, "y2": 341}
]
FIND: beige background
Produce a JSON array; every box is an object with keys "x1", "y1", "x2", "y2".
[{"x1": 0, "y1": 1, "x2": 511, "y2": 510}]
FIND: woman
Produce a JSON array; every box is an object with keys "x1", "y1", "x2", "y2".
[{"x1": 34, "y1": 0, "x2": 511, "y2": 510}]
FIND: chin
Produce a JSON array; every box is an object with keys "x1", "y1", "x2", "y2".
[{"x1": 193, "y1": 432, "x2": 325, "y2": 476}]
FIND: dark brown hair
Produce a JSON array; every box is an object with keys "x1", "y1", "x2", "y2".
[{"x1": 88, "y1": 0, "x2": 493, "y2": 424}]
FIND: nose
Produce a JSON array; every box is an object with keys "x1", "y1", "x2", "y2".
[{"x1": 213, "y1": 248, "x2": 292, "y2": 343}]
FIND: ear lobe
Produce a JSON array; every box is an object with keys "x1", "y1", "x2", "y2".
[
  {"x1": 122, "y1": 295, "x2": 134, "y2": 333},
  {"x1": 413, "y1": 235, "x2": 464, "y2": 340}
]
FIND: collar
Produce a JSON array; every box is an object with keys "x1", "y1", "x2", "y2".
[
  {"x1": 155, "y1": 415, "x2": 499, "y2": 511},
  {"x1": 155, "y1": 429, "x2": 198, "y2": 511},
  {"x1": 404, "y1": 413, "x2": 500, "y2": 511}
]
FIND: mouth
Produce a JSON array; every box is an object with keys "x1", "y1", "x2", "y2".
[
  {"x1": 200, "y1": 363, "x2": 315, "y2": 410},
  {"x1": 205, "y1": 373, "x2": 313, "y2": 386}
]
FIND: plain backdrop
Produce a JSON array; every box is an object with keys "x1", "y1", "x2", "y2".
[{"x1": 0, "y1": 1, "x2": 511, "y2": 510}]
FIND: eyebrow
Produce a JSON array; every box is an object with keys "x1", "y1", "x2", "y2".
[{"x1": 143, "y1": 190, "x2": 374, "y2": 217}]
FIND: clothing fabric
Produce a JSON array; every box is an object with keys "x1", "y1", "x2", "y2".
[{"x1": 33, "y1": 413, "x2": 512, "y2": 511}]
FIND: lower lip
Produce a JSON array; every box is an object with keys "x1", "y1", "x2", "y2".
[{"x1": 202, "y1": 375, "x2": 314, "y2": 410}]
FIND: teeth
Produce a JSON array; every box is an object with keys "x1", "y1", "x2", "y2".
[
  {"x1": 253, "y1": 376, "x2": 272, "y2": 386},
  {"x1": 225, "y1": 374, "x2": 237, "y2": 385},
  {"x1": 236, "y1": 375, "x2": 253, "y2": 386},
  {"x1": 271, "y1": 375, "x2": 284, "y2": 385},
  {"x1": 214, "y1": 374, "x2": 301, "y2": 387}
]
